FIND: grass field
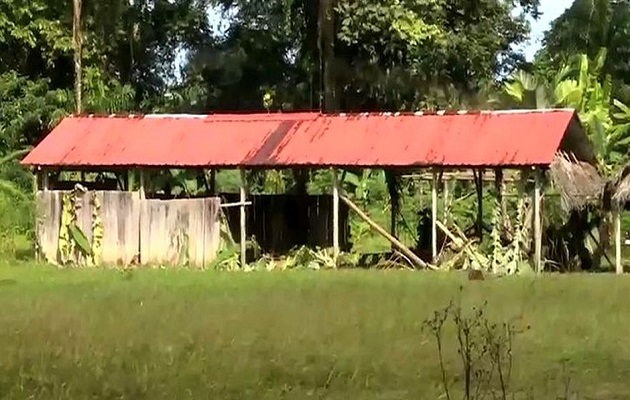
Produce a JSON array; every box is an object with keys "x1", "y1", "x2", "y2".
[{"x1": 0, "y1": 264, "x2": 629, "y2": 399}]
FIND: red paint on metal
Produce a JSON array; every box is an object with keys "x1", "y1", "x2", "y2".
[{"x1": 21, "y1": 110, "x2": 581, "y2": 168}]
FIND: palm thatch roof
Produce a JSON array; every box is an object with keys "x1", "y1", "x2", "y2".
[
  {"x1": 609, "y1": 163, "x2": 630, "y2": 207},
  {"x1": 549, "y1": 152, "x2": 604, "y2": 212}
]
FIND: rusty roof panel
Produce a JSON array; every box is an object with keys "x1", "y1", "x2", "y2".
[{"x1": 21, "y1": 109, "x2": 582, "y2": 168}]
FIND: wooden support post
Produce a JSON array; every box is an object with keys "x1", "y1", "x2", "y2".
[
  {"x1": 139, "y1": 169, "x2": 146, "y2": 200},
  {"x1": 210, "y1": 169, "x2": 217, "y2": 195},
  {"x1": 474, "y1": 169, "x2": 484, "y2": 239},
  {"x1": 431, "y1": 169, "x2": 438, "y2": 261},
  {"x1": 443, "y1": 176, "x2": 449, "y2": 222},
  {"x1": 533, "y1": 169, "x2": 542, "y2": 273},
  {"x1": 41, "y1": 169, "x2": 49, "y2": 191},
  {"x1": 127, "y1": 170, "x2": 135, "y2": 192},
  {"x1": 239, "y1": 168, "x2": 247, "y2": 269},
  {"x1": 615, "y1": 205, "x2": 623, "y2": 274},
  {"x1": 332, "y1": 168, "x2": 340, "y2": 258}
]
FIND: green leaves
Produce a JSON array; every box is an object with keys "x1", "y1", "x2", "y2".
[{"x1": 69, "y1": 223, "x2": 92, "y2": 257}]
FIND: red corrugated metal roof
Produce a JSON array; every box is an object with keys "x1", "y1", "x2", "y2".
[{"x1": 21, "y1": 109, "x2": 585, "y2": 168}]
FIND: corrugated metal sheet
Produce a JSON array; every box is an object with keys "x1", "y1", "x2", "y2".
[{"x1": 21, "y1": 109, "x2": 583, "y2": 168}]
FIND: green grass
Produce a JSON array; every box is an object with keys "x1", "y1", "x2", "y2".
[{"x1": 0, "y1": 264, "x2": 629, "y2": 399}]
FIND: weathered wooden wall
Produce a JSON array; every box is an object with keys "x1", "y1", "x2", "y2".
[
  {"x1": 36, "y1": 191, "x2": 220, "y2": 267},
  {"x1": 222, "y1": 193, "x2": 351, "y2": 255},
  {"x1": 140, "y1": 198, "x2": 220, "y2": 267}
]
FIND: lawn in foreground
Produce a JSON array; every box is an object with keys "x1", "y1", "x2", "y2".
[{"x1": 0, "y1": 264, "x2": 629, "y2": 399}]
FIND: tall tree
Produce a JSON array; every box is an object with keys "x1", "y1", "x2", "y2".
[
  {"x1": 189, "y1": 0, "x2": 540, "y2": 112},
  {"x1": 536, "y1": 0, "x2": 630, "y2": 101}
]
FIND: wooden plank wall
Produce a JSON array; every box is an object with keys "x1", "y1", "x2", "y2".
[
  {"x1": 99, "y1": 191, "x2": 140, "y2": 265},
  {"x1": 36, "y1": 191, "x2": 62, "y2": 263},
  {"x1": 139, "y1": 197, "x2": 220, "y2": 267},
  {"x1": 36, "y1": 191, "x2": 220, "y2": 267}
]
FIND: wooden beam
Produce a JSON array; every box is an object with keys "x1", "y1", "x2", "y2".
[
  {"x1": 615, "y1": 206, "x2": 623, "y2": 274},
  {"x1": 401, "y1": 170, "x2": 522, "y2": 182},
  {"x1": 239, "y1": 168, "x2": 247, "y2": 269},
  {"x1": 220, "y1": 201, "x2": 252, "y2": 208},
  {"x1": 339, "y1": 194, "x2": 436, "y2": 270},
  {"x1": 431, "y1": 169, "x2": 438, "y2": 261},
  {"x1": 139, "y1": 169, "x2": 146, "y2": 199},
  {"x1": 533, "y1": 170, "x2": 542, "y2": 273},
  {"x1": 41, "y1": 169, "x2": 50, "y2": 191},
  {"x1": 210, "y1": 169, "x2": 217, "y2": 195},
  {"x1": 332, "y1": 168, "x2": 340, "y2": 259}
]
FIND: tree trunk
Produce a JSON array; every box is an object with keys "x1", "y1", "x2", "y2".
[
  {"x1": 72, "y1": 0, "x2": 83, "y2": 114},
  {"x1": 319, "y1": 0, "x2": 337, "y2": 112}
]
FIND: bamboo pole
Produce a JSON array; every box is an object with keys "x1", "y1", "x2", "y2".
[
  {"x1": 615, "y1": 206, "x2": 623, "y2": 274},
  {"x1": 432, "y1": 169, "x2": 438, "y2": 261},
  {"x1": 239, "y1": 168, "x2": 247, "y2": 269},
  {"x1": 533, "y1": 170, "x2": 542, "y2": 273},
  {"x1": 339, "y1": 194, "x2": 436, "y2": 270},
  {"x1": 332, "y1": 168, "x2": 340, "y2": 258}
]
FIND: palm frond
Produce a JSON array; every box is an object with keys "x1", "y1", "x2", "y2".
[{"x1": 0, "y1": 148, "x2": 32, "y2": 165}]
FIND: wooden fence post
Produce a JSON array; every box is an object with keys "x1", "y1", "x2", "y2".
[
  {"x1": 239, "y1": 168, "x2": 247, "y2": 269},
  {"x1": 332, "y1": 168, "x2": 340, "y2": 258}
]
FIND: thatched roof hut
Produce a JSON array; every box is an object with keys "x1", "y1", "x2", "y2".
[
  {"x1": 547, "y1": 116, "x2": 605, "y2": 213},
  {"x1": 609, "y1": 163, "x2": 630, "y2": 208},
  {"x1": 549, "y1": 151, "x2": 605, "y2": 212}
]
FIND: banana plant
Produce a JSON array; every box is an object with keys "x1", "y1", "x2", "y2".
[
  {"x1": 505, "y1": 48, "x2": 630, "y2": 174},
  {"x1": 0, "y1": 148, "x2": 33, "y2": 199}
]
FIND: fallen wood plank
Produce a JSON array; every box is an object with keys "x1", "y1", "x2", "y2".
[
  {"x1": 220, "y1": 201, "x2": 252, "y2": 208},
  {"x1": 339, "y1": 194, "x2": 437, "y2": 270},
  {"x1": 436, "y1": 220, "x2": 487, "y2": 269}
]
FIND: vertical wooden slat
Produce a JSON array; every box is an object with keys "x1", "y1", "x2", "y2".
[
  {"x1": 203, "y1": 197, "x2": 221, "y2": 265},
  {"x1": 99, "y1": 191, "x2": 140, "y2": 266},
  {"x1": 100, "y1": 191, "x2": 118, "y2": 265},
  {"x1": 139, "y1": 197, "x2": 151, "y2": 265},
  {"x1": 186, "y1": 199, "x2": 205, "y2": 267},
  {"x1": 36, "y1": 190, "x2": 62, "y2": 263}
]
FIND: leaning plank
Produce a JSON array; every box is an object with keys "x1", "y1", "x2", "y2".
[
  {"x1": 436, "y1": 220, "x2": 486, "y2": 268},
  {"x1": 339, "y1": 194, "x2": 436, "y2": 270}
]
